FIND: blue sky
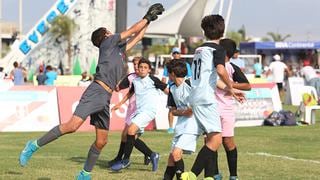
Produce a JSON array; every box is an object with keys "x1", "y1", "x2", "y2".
[{"x1": 2, "y1": 0, "x2": 320, "y2": 41}]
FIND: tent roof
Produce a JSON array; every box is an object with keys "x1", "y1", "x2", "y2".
[
  {"x1": 145, "y1": 0, "x2": 218, "y2": 37},
  {"x1": 240, "y1": 42, "x2": 320, "y2": 50}
]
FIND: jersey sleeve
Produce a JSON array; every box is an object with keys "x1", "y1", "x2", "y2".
[
  {"x1": 150, "y1": 75, "x2": 167, "y2": 91},
  {"x1": 167, "y1": 89, "x2": 177, "y2": 108},
  {"x1": 118, "y1": 74, "x2": 131, "y2": 90},
  {"x1": 230, "y1": 62, "x2": 249, "y2": 83},
  {"x1": 213, "y1": 48, "x2": 226, "y2": 67},
  {"x1": 129, "y1": 83, "x2": 135, "y2": 94}
]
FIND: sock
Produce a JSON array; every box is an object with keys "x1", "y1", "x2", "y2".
[
  {"x1": 123, "y1": 135, "x2": 135, "y2": 160},
  {"x1": 134, "y1": 138, "x2": 152, "y2": 157},
  {"x1": 37, "y1": 126, "x2": 62, "y2": 147},
  {"x1": 114, "y1": 141, "x2": 126, "y2": 160},
  {"x1": 226, "y1": 147, "x2": 238, "y2": 177},
  {"x1": 174, "y1": 159, "x2": 184, "y2": 180},
  {"x1": 83, "y1": 144, "x2": 101, "y2": 172},
  {"x1": 204, "y1": 147, "x2": 218, "y2": 178},
  {"x1": 163, "y1": 166, "x2": 175, "y2": 180},
  {"x1": 191, "y1": 145, "x2": 210, "y2": 176}
]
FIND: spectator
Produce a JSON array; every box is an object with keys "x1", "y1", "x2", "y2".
[
  {"x1": 10, "y1": 61, "x2": 26, "y2": 85},
  {"x1": 300, "y1": 61, "x2": 320, "y2": 96},
  {"x1": 0, "y1": 67, "x2": 6, "y2": 80},
  {"x1": 45, "y1": 65, "x2": 57, "y2": 86},
  {"x1": 267, "y1": 54, "x2": 289, "y2": 97},
  {"x1": 230, "y1": 49, "x2": 245, "y2": 71},
  {"x1": 36, "y1": 67, "x2": 46, "y2": 85},
  {"x1": 78, "y1": 71, "x2": 93, "y2": 87},
  {"x1": 253, "y1": 59, "x2": 262, "y2": 78}
]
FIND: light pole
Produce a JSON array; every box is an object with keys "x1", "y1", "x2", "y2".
[{"x1": 19, "y1": 0, "x2": 23, "y2": 38}]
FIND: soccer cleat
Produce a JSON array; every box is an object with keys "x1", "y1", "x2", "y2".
[
  {"x1": 108, "y1": 158, "x2": 121, "y2": 167},
  {"x1": 180, "y1": 171, "x2": 197, "y2": 180},
  {"x1": 144, "y1": 155, "x2": 151, "y2": 165},
  {"x1": 110, "y1": 159, "x2": 131, "y2": 171},
  {"x1": 150, "y1": 152, "x2": 160, "y2": 171},
  {"x1": 19, "y1": 140, "x2": 39, "y2": 167},
  {"x1": 213, "y1": 173, "x2": 223, "y2": 180},
  {"x1": 167, "y1": 127, "x2": 174, "y2": 134},
  {"x1": 76, "y1": 170, "x2": 91, "y2": 180},
  {"x1": 229, "y1": 176, "x2": 239, "y2": 180}
]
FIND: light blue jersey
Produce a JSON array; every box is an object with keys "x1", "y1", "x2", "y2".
[
  {"x1": 167, "y1": 79, "x2": 200, "y2": 136},
  {"x1": 130, "y1": 75, "x2": 167, "y2": 118},
  {"x1": 189, "y1": 42, "x2": 225, "y2": 105}
]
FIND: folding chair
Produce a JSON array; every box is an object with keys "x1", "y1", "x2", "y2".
[{"x1": 299, "y1": 86, "x2": 320, "y2": 124}]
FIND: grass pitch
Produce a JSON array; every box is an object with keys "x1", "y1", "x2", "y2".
[{"x1": 1, "y1": 124, "x2": 320, "y2": 180}]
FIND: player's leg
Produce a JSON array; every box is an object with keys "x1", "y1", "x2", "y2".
[
  {"x1": 77, "y1": 127, "x2": 108, "y2": 180},
  {"x1": 163, "y1": 153, "x2": 176, "y2": 180},
  {"x1": 167, "y1": 111, "x2": 174, "y2": 133},
  {"x1": 188, "y1": 104, "x2": 222, "y2": 179},
  {"x1": 221, "y1": 111, "x2": 238, "y2": 180},
  {"x1": 108, "y1": 125, "x2": 129, "y2": 166},
  {"x1": 19, "y1": 115, "x2": 84, "y2": 167}
]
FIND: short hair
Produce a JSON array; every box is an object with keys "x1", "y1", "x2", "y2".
[
  {"x1": 220, "y1": 38, "x2": 237, "y2": 59},
  {"x1": 132, "y1": 56, "x2": 142, "y2": 63},
  {"x1": 167, "y1": 60, "x2": 187, "y2": 78},
  {"x1": 46, "y1": 65, "x2": 53, "y2": 71},
  {"x1": 91, "y1": 27, "x2": 107, "y2": 48},
  {"x1": 138, "y1": 57, "x2": 152, "y2": 69},
  {"x1": 13, "y1": 61, "x2": 19, "y2": 68},
  {"x1": 201, "y1": 14, "x2": 225, "y2": 40}
]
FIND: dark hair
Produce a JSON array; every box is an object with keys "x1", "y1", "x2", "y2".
[
  {"x1": 46, "y1": 65, "x2": 53, "y2": 71},
  {"x1": 138, "y1": 57, "x2": 152, "y2": 69},
  {"x1": 220, "y1": 38, "x2": 236, "y2": 59},
  {"x1": 91, "y1": 27, "x2": 107, "y2": 48},
  {"x1": 0, "y1": 67, "x2": 3, "y2": 72},
  {"x1": 201, "y1": 14, "x2": 225, "y2": 40},
  {"x1": 13, "y1": 61, "x2": 19, "y2": 68},
  {"x1": 167, "y1": 60, "x2": 187, "y2": 78}
]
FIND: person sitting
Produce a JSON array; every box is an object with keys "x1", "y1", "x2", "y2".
[{"x1": 300, "y1": 61, "x2": 320, "y2": 96}]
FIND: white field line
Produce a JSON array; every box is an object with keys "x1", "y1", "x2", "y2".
[{"x1": 247, "y1": 152, "x2": 320, "y2": 164}]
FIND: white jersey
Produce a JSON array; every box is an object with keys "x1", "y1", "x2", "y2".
[{"x1": 189, "y1": 42, "x2": 225, "y2": 105}]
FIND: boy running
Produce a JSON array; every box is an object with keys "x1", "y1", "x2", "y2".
[
  {"x1": 110, "y1": 58, "x2": 168, "y2": 172},
  {"x1": 18, "y1": 3, "x2": 165, "y2": 180}
]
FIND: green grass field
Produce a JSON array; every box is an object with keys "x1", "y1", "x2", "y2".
[{"x1": 1, "y1": 123, "x2": 320, "y2": 180}]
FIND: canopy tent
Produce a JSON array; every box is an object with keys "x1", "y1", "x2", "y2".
[{"x1": 145, "y1": 0, "x2": 219, "y2": 38}]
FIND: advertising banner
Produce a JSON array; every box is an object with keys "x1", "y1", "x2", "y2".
[{"x1": 0, "y1": 86, "x2": 60, "y2": 131}]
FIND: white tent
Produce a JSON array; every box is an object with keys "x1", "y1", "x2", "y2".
[{"x1": 145, "y1": 0, "x2": 219, "y2": 38}]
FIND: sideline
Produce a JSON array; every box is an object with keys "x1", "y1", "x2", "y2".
[{"x1": 247, "y1": 152, "x2": 320, "y2": 164}]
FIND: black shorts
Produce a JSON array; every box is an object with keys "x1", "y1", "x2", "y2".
[{"x1": 74, "y1": 81, "x2": 112, "y2": 130}]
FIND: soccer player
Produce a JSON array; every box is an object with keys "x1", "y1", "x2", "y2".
[
  {"x1": 18, "y1": 3, "x2": 165, "y2": 180},
  {"x1": 181, "y1": 15, "x2": 243, "y2": 180},
  {"x1": 163, "y1": 60, "x2": 200, "y2": 180},
  {"x1": 216, "y1": 38, "x2": 251, "y2": 180},
  {"x1": 110, "y1": 58, "x2": 168, "y2": 172},
  {"x1": 109, "y1": 56, "x2": 151, "y2": 166}
]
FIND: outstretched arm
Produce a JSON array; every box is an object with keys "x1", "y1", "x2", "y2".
[
  {"x1": 125, "y1": 25, "x2": 148, "y2": 51},
  {"x1": 112, "y1": 91, "x2": 134, "y2": 111}
]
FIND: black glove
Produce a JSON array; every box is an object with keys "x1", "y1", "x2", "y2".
[{"x1": 143, "y1": 3, "x2": 165, "y2": 23}]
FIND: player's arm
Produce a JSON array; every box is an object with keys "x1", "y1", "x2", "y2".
[
  {"x1": 150, "y1": 75, "x2": 169, "y2": 94},
  {"x1": 125, "y1": 25, "x2": 148, "y2": 51},
  {"x1": 112, "y1": 85, "x2": 134, "y2": 111},
  {"x1": 116, "y1": 74, "x2": 131, "y2": 92},
  {"x1": 170, "y1": 107, "x2": 193, "y2": 117},
  {"x1": 230, "y1": 62, "x2": 251, "y2": 91}
]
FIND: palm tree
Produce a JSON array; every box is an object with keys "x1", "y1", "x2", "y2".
[
  {"x1": 264, "y1": 32, "x2": 291, "y2": 42},
  {"x1": 49, "y1": 15, "x2": 77, "y2": 71}
]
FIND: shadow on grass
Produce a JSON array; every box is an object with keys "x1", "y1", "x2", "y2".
[
  {"x1": 5, "y1": 171, "x2": 22, "y2": 175},
  {"x1": 68, "y1": 156, "x2": 152, "y2": 172},
  {"x1": 37, "y1": 178, "x2": 51, "y2": 180}
]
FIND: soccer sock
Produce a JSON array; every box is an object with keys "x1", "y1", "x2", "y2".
[
  {"x1": 83, "y1": 144, "x2": 101, "y2": 172},
  {"x1": 204, "y1": 147, "x2": 218, "y2": 178},
  {"x1": 37, "y1": 126, "x2": 62, "y2": 147},
  {"x1": 134, "y1": 138, "x2": 152, "y2": 157},
  {"x1": 174, "y1": 159, "x2": 184, "y2": 180},
  {"x1": 191, "y1": 145, "x2": 209, "y2": 176},
  {"x1": 114, "y1": 141, "x2": 126, "y2": 160},
  {"x1": 123, "y1": 135, "x2": 135, "y2": 160},
  {"x1": 163, "y1": 166, "x2": 175, "y2": 180},
  {"x1": 226, "y1": 147, "x2": 238, "y2": 177}
]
